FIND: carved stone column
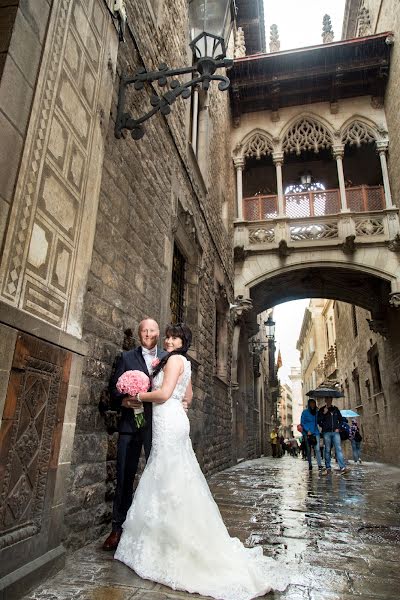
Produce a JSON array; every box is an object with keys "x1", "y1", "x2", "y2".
[
  {"x1": 333, "y1": 145, "x2": 349, "y2": 212},
  {"x1": 376, "y1": 141, "x2": 393, "y2": 208},
  {"x1": 234, "y1": 157, "x2": 245, "y2": 221},
  {"x1": 273, "y1": 152, "x2": 284, "y2": 216}
]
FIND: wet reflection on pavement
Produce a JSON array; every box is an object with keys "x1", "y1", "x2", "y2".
[{"x1": 23, "y1": 456, "x2": 400, "y2": 600}]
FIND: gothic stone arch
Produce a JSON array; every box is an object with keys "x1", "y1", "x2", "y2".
[
  {"x1": 233, "y1": 129, "x2": 275, "y2": 162},
  {"x1": 235, "y1": 251, "x2": 400, "y2": 321}
]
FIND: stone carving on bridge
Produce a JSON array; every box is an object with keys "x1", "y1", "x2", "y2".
[
  {"x1": 367, "y1": 319, "x2": 388, "y2": 338},
  {"x1": 282, "y1": 118, "x2": 333, "y2": 155},
  {"x1": 341, "y1": 234, "x2": 356, "y2": 254},
  {"x1": 277, "y1": 239, "x2": 291, "y2": 258},
  {"x1": 249, "y1": 228, "x2": 275, "y2": 244},
  {"x1": 389, "y1": 293, "x2": 400, "y2": 309},
  {"x1": 341, "y1": 120, "x2": 376, "y2": 147},
  {"x1": 290, "y1": 222, "x2": 339, "y2": 241},
  {"x1": 233, "y1": 245, "x2": 248, "y2": 262},
  {"x1": 388, "y1": 233, "x2": 400, "y2": 252},
  {"x1": 230, "y1": 295, "x2": 253, "y2": 324},
  {"x1": 355, "y1": 218, "x2": 384, "y2": 236}
]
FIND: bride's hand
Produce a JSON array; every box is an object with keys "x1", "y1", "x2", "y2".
[{"x1": 182, "y1": 399, "x2": 189, "y2": 412}]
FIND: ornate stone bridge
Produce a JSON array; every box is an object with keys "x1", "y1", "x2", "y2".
[{"x1": 232, "y1": 119, "x2": 400, "y2": 327}]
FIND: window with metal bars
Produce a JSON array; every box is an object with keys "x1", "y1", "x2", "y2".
[
  {"x1": 170, "y1": 243, "x2": 186, "y2": 324},
  {"x1": 351, "y1": 305, "x2": 358, "y2": 338}
]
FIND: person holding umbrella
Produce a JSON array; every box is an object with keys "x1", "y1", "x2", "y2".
[
  {"x1": 349, "y1": 419, "x2": 362, "y2": 463},
  {"x1": 300, "y1": 397, "x2": 323, "y2": 472},
  {"x1": 308, "y1": 384, "x2": 350, "y2": 475}
]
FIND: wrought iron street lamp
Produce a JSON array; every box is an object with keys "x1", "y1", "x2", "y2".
[
  {"x1": 115, "y1": 0, "x2": 235, "y2": 140},
  {"x1": 264, "y1": 315, "x2": 276, "y2": 340}
]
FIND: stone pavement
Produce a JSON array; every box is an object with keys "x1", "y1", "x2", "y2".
[{"x1": 22, "y1": 456, "x2": 400, "y2": 600}]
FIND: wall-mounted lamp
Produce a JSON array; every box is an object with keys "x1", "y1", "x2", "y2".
[
  {"x1": 115, "y1": 0, "x2": 235, "y2": 140},
  {"x1": 264, "y1": 315, "x2": 276, "y2": 340}
]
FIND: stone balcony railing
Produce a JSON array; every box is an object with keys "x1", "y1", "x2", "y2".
[{"x1": 235, "y1": 185, "x2": 399, "y2": 249}]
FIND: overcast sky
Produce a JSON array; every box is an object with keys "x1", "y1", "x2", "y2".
[
  {"x1": 264, "y1": 1, "x2": 346, "y2": 385},
  {"x1": 264, "y1": 0, "x2": 346, "y2": 51}
]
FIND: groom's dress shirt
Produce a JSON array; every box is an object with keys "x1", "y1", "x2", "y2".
[{"x1": 141, "y1": 346, "x2": 157, "y2": 373}]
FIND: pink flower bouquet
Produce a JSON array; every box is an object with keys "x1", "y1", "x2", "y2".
[{"x1": 116, "y1": 370, "x2": 150, "y2": 428}]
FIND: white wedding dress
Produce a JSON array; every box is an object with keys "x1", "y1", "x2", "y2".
[{"x1": 115, "y1": 356, "x2": 288, "y2": 599}]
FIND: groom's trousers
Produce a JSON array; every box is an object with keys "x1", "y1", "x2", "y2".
[{"x1": 112, "y1": 428, "x2": 152, "y2": 532}]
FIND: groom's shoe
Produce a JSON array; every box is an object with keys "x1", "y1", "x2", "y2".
[{"x1": 102, "y1": 530, "x2": 121, "y2": 551}]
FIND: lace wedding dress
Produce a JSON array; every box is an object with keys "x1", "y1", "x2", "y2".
[{"x1": 115, "y1": 356, "x2": 288, "y2": 599}]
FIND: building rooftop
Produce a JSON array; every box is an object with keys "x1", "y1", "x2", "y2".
[{"x1": 230, "y1": 32, "x2": 393, "y2": 123}]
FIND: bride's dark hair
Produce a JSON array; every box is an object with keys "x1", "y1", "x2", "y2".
[{"x1": 152, "y1": 322, "x2": 192, "y2": 378}]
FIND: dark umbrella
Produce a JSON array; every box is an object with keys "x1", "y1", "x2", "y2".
[{"x1": 306, "y1": 387, "x2": 344, "y2": 398}]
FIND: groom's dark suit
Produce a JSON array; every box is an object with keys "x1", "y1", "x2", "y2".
[{"x1": 109, "y1": 345, "x2": 166, "y2": 532}]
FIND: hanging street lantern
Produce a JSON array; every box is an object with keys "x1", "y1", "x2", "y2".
[
  {"x1": 115, "y1": 0, "x2": 236, "y2": 140},
  {"x1": 264, "y1": 315, "x2": 276, "y2": 340}
]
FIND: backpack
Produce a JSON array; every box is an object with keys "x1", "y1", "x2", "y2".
[
  {"x1": 339, "y1": 421, "x2": 350, "y2": 441},
  {"x1": 354, "y1": 430, "x2": 362, "y2": 442}
]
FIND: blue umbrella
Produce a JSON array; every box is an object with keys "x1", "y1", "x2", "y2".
[{"x1": 340, "y1": 409, "x2": 360, "y2": 418}]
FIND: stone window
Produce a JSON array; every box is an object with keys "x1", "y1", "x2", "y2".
[
  {"x1": 344, "y1": 378, "x2": 350, "y2": 408},
  {"x1": 368, "y1": 344, "x2": 383, "y2": 395},
  {"x1": 351, "y1": 305, "x2": 358, "y2": 338},
  {"x1": 214, "y1": 285, "x2": 228, "y2": 380},
  {"x1": 352, "y1": 368, "x2": 361, "y2": 405},
  {"x1": 170, "y1": 243, "x2": 186, "y2": 324},
  {"x1": 170, "y1": 201, "x2": 203, "y2": 354}
]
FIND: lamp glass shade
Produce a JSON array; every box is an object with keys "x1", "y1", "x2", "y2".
[
  {"x1": 189, "y1": 0, "x2": 235, "y2": 59},
  {"x1": 264, "y1": 316, "x2": 276, "y2": 339}
]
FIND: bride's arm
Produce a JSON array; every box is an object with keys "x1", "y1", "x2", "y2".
[{"x1": 138, "y1": 355, "x2": 183, "y2": 404}]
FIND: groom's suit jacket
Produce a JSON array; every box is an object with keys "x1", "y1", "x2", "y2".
[{"x1": 109, "y1": 346, "x2": 167, "y2": 434}]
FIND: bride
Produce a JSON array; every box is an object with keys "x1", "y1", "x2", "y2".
[{"x1": 115, "y1": 323, "x2": 288, "y2": 600}]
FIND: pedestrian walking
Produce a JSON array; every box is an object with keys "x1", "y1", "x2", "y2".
[
  {"x1": 288, "y1": 437, "x2": 298, "y2": 457},
  {"x1": 300, "y1": 398, "x2": 323, "y2": 471},
  {"x1": 349, "y1": 419, "x2": 362, "y2": 463},
  {"x1": 318, "y1": 395, "x2": 349, "y2": 475},
  {"x1": 270, "y1": 427, "x2": 278, "y2": 458},
  {"x1": 299, "y1": 435, "x2": 307, "y2": 460}
]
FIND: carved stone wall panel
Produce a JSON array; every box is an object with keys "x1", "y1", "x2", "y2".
[
  {"x1": 0, "y1": 0, "x2": 118, "y2": 336},
  {"x1": 0, "y1": 333, "x2": 71, "y2": 550},
  {"x1": 355, "y1": 218, "x2": 385, "y2": 236}
]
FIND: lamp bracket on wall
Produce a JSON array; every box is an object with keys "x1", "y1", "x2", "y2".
[{"x1": 115, "y1": 57, "x2": 233, "y2": 140}]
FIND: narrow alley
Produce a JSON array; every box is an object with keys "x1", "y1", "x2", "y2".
[{"x1": 22, "y1": 457, "x2": 400, "y2": 600}]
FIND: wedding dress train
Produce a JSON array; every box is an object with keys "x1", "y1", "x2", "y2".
[{"x1": 115, "y1": 356, "x2": 288, "y2": 599}]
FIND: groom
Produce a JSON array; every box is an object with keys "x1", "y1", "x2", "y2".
[{"x1": 102, "y1": 318, "x2": 166, "y2": 550}]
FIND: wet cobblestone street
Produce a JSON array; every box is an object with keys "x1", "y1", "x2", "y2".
[{"x1": 23, "y1": 457, "x2": 400, "y2": 600}]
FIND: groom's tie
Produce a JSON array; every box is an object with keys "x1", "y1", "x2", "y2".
[{"x1": 142, "y1": 347, "x2": 157, "y2": 357}]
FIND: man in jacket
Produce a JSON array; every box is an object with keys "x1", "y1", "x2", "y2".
[
  {"x1": 318, "y1": 396, "x2": 349, "y2": 475},
  {"x1": 102, "y1": 318, "x2": 167, "y2": 550},
  {"x1": 300, "y1": 398, "x2": 322, "y2": 471}
]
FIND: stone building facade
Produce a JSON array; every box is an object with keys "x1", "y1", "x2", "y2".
[
  {"x1": 289, "y1": 367, "x2": 304, "y2": 437},
  {"x1": 278, "y1": 383, "x2": 293, "y2": 439},
  {"x1": 0, "y1": 0, "x2": 261, "y2": 596},
  {"x1": 333, "y1": 301, "x2": 393, "y2": 462},
  {"x1": 297, "y1": 297, "x2": 396, "y2": 463}
]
